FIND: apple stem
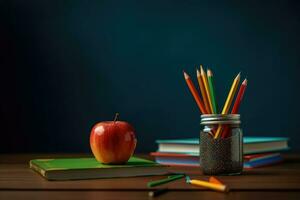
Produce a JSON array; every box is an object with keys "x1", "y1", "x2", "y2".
[{"x1": 114, "y1": 113, "x2": 119, "y2": 122}]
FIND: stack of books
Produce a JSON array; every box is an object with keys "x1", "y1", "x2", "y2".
[{"x1": 151, "y1": 137, "x2": 289, "y2": 169}]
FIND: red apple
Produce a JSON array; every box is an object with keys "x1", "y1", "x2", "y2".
[{"x1": 90, "y1": 114, "x2": 137, "y2": 164}]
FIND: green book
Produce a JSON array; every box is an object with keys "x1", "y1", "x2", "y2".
[{"x1": 30, "y1": 156, "x2": 168, "y2": 180}]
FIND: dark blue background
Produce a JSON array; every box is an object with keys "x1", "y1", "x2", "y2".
[{"x1": 1, "y1": 0, "x2": 299, "y2": 153}]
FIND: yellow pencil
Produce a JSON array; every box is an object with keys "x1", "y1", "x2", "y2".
[
  {"x1": 214, "y1": 72, "x2": 241, "y2": 138},
  {"x1": 197, "y1": 68, "x2": 211, "y2": 113},
  {"x1": 200, "y1": 65, "x2": 214, "y2": 113},
  {"x1": 187, "y1": 177, "x2": 228, "y2": 192}
]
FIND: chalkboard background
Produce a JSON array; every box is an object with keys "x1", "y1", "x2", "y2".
[{"x1": 1, "y1": 0, "x2": 300, "y2": 153}]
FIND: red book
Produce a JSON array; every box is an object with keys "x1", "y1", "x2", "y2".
[{"x1": 151, "y1": 152, "x2": 283, "y2": 168}]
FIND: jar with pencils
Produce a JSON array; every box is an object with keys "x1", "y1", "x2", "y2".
[
  {"x1": 200, "y1": 114, "x2": 243, "y2": 175},
  {"x1": 183, "y1": 65, "x2": 247, "y2": 175}
]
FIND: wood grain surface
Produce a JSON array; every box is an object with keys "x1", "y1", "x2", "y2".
[{"x1": 1, "y1": 154, "x2": 300, "y2": 199}]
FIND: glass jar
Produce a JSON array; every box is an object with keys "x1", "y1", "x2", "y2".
[{"x1": 200, "y1": 114, "x2": 243, "y2": 175}]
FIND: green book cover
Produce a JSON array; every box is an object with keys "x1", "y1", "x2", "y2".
[{"x1": 30, "y1": 156, "x2": 168, "y2": 180}]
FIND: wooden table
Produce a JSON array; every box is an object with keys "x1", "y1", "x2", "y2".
[{"x1": 1, "y1": 154, "x2": 300, "y2": 199}]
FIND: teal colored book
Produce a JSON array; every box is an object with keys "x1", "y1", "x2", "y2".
[
  {"x1": 156, "y1": 137, "x2": 289, "y2": 155},
  {"x1": 30, "y1": 157, "x2": 168, "y2": 180}
]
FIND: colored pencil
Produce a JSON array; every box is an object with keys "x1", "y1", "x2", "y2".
[
  {"x1": 231, "y1": 79, "x2": 247, "y2": 114},
  {"x1": 214, "y1": 72, "x2": 241, "y2": 138},
  {"x1": 148, "y1": 188, "x2": 168, "y2": 197},
  {"x1": 186, "y1": 176, "x2": 228, "y2": 192},
  {"x1": 207, "y1": 69, "x2": 217, "y2": 114},
  {"x1": 147, "y1": 174, "x2": 185, "y2": 188},
  {"x1": 200, "y1": 65, "x2": 214, "y2": 113},
  {"x1": 183, "y1": 71, "x2": 207, "y2": 114},
  {"x1": 221, "y1": 79, "x2": 247, "y2": 138},
  {"x1": 209, "y1": 176, "x2": 224, "y2": 185},
  {"x1": 197, "y1": 69, "x2": 211, "y2": 113},
  {"x1": 220, "y1": 125, "x2": 230, "y2": 138},
  {"x1": 221, "y1": 72, "x2": 241, "y2": 114}
]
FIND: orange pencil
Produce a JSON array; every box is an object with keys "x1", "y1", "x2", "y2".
[
  {"x1": 200, "y1": 66, "x2": 214, "y2": 113},
  {"x1": 184, "y1": 71, "x2": 207, "y2": 114},
  {"x1": 209, "y1": 176, "x2": 224, "y2": 185},
  {"x1": 197, "y1": 69, "x2": 211, "y2": 113}
]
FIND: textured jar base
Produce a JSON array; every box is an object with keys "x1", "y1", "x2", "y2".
[{"x1": 200, "y1": 131, "x2": 243, "y2": 175}]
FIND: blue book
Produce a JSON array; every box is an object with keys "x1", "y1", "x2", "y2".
[
  {"x1": 244, "y1": 154, "x2": 283, "y2": 168},
  {"x1": 156, "y1": 137, "x2": 289, "y2": 155}
]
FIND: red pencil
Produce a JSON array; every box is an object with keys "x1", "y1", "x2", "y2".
[
  {"x1": 184, "y1": 71, "x2": 208, "y2": 114},
  {"x1": 221, "y1": 79, "x2": 247, "y2": 138},
  {"x1": 231, "y1": 79, "x2": 247, "y2": 114}
]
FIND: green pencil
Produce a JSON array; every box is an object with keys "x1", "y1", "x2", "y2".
[
  {"x1": 147, "y1": 174, "x2": 185, "y2": 188},
  {"x1": 207, "y1": 69, "x2": 217, "y2": 113}
]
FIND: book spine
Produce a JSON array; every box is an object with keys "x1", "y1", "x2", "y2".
[{"x1": 29, "y1": 161, "x2": 47, "y2": 178}]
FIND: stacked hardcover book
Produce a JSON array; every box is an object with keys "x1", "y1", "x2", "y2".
[{"x1": 151, "y1": 137, "x2": 289, "y2": 169}]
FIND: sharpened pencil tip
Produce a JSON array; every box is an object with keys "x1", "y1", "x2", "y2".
[
  {"x1": 235, "y1": 72, "x2": 241, "y2": 80},
  {"x1": 183, "y1": 71, "x2": 189, "y2": 79},
  {"x1": 200, "y1": 65, "x2": 205, "y2": 75},
  {"x1": 196, "y1": 69, "x2": 200, "y2": 76},
  {"x1": 207, "y1": 69, "x2": 213, "y2": 76},
  {"x1": 242, "y1": 78, "x2": 247, "y2": 85}
]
